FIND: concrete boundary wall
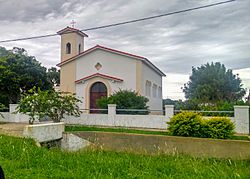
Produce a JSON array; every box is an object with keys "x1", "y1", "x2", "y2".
[
  {"x1": 74, "y1": 131, "x2": 250, "y2": 159},
  {"x1": 1, "y1": 104, "x2": 250, "y2": 134},
  {"x1": 65, "y1": 105, "x2": 249, "y2": 134},
  {"x1": 64, "y1": 113, "x2": 168, "y2": 129}
]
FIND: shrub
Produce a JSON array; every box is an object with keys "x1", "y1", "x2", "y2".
[
  {"x1": 97, "y1": 89, "x2": 149, "y2": 115},
  {"x1": 167, "y1": 112, "x2": 204, "y2": 137},
  {"x1": 17, "y1": 88, "x2": 81, "y2": 124},
  {"x1": 167, "y1": 112, "x2": 235, "y2": 139},
  {"x1": 204, "y1": 117, "x2": 235, "y2": 139}
]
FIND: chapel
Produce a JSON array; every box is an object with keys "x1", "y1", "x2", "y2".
[{"x1": 56, "y1": 26, "x2": 165, "y2": 113}]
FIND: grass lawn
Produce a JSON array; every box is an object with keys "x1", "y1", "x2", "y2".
[
  {"x1": 65, "y1": 125, "x2": 250, "y2": 141},
  {"x1": 1, "y1": 135, "x2": 250, "y2": 178}
]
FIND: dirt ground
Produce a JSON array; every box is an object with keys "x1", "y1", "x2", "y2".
[{"x1": 0, "y1": 123, "x2": 27, "y2": 137}]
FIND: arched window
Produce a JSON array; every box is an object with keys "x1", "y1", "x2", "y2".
[
  {"x1": 78, "y1": 44, "x2": 81, "y2": 54},
  {"x1": 66, "y1": 43, "x2": 71, "y2": 54}
]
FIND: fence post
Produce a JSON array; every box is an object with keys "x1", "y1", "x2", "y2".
[
  {"x1": 234, "y1": 106, "x2": 249, "y2": 134},
  {"x1": 165, "y1": 105, "x2": 174, "y2": 119},
  {"x1": 108, "y1": 104, "x2": 116, "y2": 126}
]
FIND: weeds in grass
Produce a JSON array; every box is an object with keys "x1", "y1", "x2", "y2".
[{"x1": 0, "y1": 135, "x2": 250, "y2": 178}]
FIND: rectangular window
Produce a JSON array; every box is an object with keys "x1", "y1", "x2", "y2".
[
  {"x1": 145, "y1": 81, "x2": 151, "y2": 97},
  {"x1": 153, "y1": 84, "x2": 157, "y2": 98},
  {"x1": 158, "y1": 87, "x2": 162, "y2": 98}
]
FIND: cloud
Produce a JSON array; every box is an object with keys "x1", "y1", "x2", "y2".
[{"x1": 0, "y1": 0, "x2": 249, "y2": 99}]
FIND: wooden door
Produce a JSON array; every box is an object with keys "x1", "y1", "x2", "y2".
[{"x1": 90, "y1": 82, "x2": 107, "y2": 113}]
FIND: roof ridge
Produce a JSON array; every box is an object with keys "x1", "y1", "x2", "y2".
[{"x1": 56, "y1": 44, "x2": 165, "y2": 76}]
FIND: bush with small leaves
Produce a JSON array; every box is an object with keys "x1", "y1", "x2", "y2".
[
  {"x1": 17, "y1": 87, "x2": 81, "y2": 124},
  {"x1": 167, "y1": 112, "x2": 204, "y2": 137},
  {"x1": 204, "y1": 117, "x2": 235, "y2": 139},
  {"x1": 167, "y1": 112, "x2": 235, "y2": 139},
  {"x1": 97, "y1": 89, "x2": 149, "y2": 115}
]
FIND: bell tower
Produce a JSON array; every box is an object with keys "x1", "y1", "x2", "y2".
[
  {"x1": 57, "y1": 27, "x2": 88, "y2": 94},
  {"x1": 57, "y1": 26, "x2": 88, "y2": 62}
]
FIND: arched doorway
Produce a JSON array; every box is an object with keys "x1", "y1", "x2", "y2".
[{"x1": 90, "y1": 82, "x2": 107, "y2": 113}]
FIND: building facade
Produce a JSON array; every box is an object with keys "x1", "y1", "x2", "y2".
[{"x1": 57, "y1": 27, "x2": 165, "y2": 112}]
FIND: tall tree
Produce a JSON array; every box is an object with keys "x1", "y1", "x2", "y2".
[
  {"x1": 0, "y1": 47, "x2": 53, "y2": 106},
  {"x1": 183, "y1": 62, "x2": 245, "y2": 103}
]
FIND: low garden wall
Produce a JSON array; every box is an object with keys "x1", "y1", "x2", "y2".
[
  {"x1": 1, "y1": 104, "x2": 250, "y2": 134},
  {"x1": 74, "y1": 131, "x2": 250, "y2": 159},
  {"x1": 64, "y1": 113, "x2": 168, "y2": 129},
  {"x1": 65, "y1": 105, "x2": 249, "y2": 134}
]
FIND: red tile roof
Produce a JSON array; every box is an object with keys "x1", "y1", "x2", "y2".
[{"x1": 75, "y1": 73, "x2": 123, "y2": 84}]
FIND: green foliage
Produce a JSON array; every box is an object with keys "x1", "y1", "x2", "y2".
[
  {"x1": 65, "y1": 125, "x2": 248, "y2": 141},
  {"x1": 163, "y1": 98, "x2": 247, "y2": 117},
  {"x1": 17, "y1": 87, "x2": 81, "y2": 124},
  {"x1": 66, "y1": 125, "x2": 170, "y2": 136},
  {"x1": 1, "y1": 135, "x2": 250, "y2": 178},
  {"x1": 97, "y1": 89, "x2": 149, "y2": 114},
  {"x1": 47, "y1": 67, "x2": 60, "y2": 86},
  {"x1": 204, "y1": 117, "x2": 235, "y2": 139},
  {"x1": 167, "y1": 112, "x2": 204, "y2": 137},
  {"x1": 163, "y1": 98, "x2": 200, "y2": 110},
  {"x1": 167, "y1": 112, "x2": 235, "y2": 139},
  {"x1": 183, "y1": 62, "x2": 246, "y2": 104},
  {"x1": 0, "y1": 47, "x2": 53, "y2": 106}
]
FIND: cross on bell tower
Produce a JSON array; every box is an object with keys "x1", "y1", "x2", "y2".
[{"x1": 70, "y1": 20, "x2": 76, "y2": 28}]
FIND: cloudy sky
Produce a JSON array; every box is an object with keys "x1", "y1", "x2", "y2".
[{"x1": 0, "y1": 0, "x2": 249, "y2": 100}]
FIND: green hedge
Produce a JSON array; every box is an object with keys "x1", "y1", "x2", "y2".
[
  {"x1": 204, "y1": 117, "x2": 235, "y2": 139},
  {"x1": 167, "y1": 112, "x2": 235, "y2": 139}
]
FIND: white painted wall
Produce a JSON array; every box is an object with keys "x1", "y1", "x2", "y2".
[
  {"x1": 141, "y1": 62, "x2": 163, "y2": 111},
  {"x1": 0, "y1": 112, "x2": 30, "y2": 123},
  {"x1": 64, "y1": 113, "x2": 169, "y2": 129},
  {"x1": 76, "y1": 49, "x2": 137, "y2": 90},
  {"x1": 2, "y1": 105, "x2": 249, "y2": 134},
  {"x1": 75, "y1": 49, "x2": 164, "y2": 111},
  {"x1": 64, "y1": 114, "x2": 110, "y2": 126},
  {"x1": 75, "y1": 49, "x2": 137, "y2": 109}
]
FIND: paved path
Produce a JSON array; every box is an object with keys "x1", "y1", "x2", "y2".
[{"x1": 0, "y1": 123, "x2": 27, "y2": 137}]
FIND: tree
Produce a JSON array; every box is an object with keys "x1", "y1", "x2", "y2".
[
  {"x1": 163, "y1": 98, "x2": 200, "y2": 110},
  {"x1": 17, "y1": 88, "x2": 81, "y2": 124},
  {"x1": 0, "y1": 47, "x2": 53, "y2": 106},
  {"x1": 97, "y1": 90, "x2": 149, "y2": 114},
  {"x1": 47, "y1": 67, "x2": 60, "y2": 86},
  {"x1": 183, "y1": 62, "x2": 246, "y2": 104}
]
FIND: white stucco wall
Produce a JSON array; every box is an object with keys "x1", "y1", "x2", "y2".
[
  {"x1": 64, "y1": 113, "x2": 168, "y2": 129},
  {"x1": 76, "y1": 49, "x2": 137, "y2": 88},
  {"x1": 74, "y1": 48, "x2": 163, "y2": 111},
  {"x1": 141, "y1": 63, "x2": 163, "y2": 111},
  {"x1": 75, "y1": 49, "x2": 137, "y2": 109}
]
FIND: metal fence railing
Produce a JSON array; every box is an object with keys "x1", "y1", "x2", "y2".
[
  {"x1": 79, "y1": 108, "x2": 164, "y2": 115},
  {"x1": 80, "y1": 108, "x2": 109, "y2": 114},
  {"x1": 174, "y1": 110, "x2": 234, "y2": 117}
]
